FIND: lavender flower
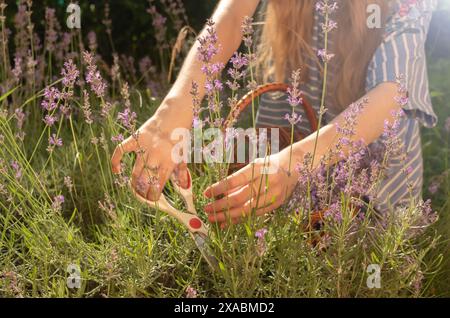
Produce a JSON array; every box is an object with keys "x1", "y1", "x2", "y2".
[
  {"x1": 147, "y1": 1, "x2": 168, "y2": 49},
  {"x1": 315, "y1": 1, "x2": 339, "y2": 15},
  {"x1": 111, "y1": 54, "x2": 121, "y2": 82},
  {"x1": 111, "y1": 134, "x2": 124, "y2": 144},
  {"x1": 317, "y1": 49, "x2": 335, "y2": 63},
  {"x1": 12, "y1": 57, "x2": 22, "y2": 82},
  {"x1": 41, "y1": 87, "x2": 60, "y2": 112},
  {"x1": 82, "y1": 90, "x2": 94, "y2": 125},
  {"x1": 61, "y1": 59, "x2": 79, "y2": 89},
  {"x1": 14, "y1": 108, "x2": 26, "y2": 130},
  {"x1": 197, "y1": 19, "x2": 219, "y2": 64},
  {"x1": 43, "y1": 114, "x2": 57, "y2": 127},
  {"x1": 44, "y1": 8, "x2": 58, "y2": 53},
  {"x1": 321, "y1": 19, "x2": 338, "y2": 33},
  {"x1": 241, "y1": 16, "x2": 254, "y2": 48},
  {"x1": 82, "y1": 51, "x2": 107, "y2": 98},
  {"x1": 284, "y1": 113, "x2": 302, "y2": 125},
  {"x1": 64, "y1": 176, "x2": 73, "y2": 192},
  {"x1": 186, "y1": 286, "x2": 198, "y2": 298},
  {"x1": 101, "y1": 101, "x2": 113, "y2": 118},
  {"x1": 99, "y1": 194, "x2": 117, "y2": 221},
  {"x1": 52, "y1": 195, "x2": 65, "y2": 212},
  {"x1": 10, "y1": 161, "x2": 22, "y2": 179},
  {"x1": 324, "y1": 202, "x2": 343, "y2": 224},
  {"x1": 47, "y1": 134, "x2": 63, "y2": 152},
  {"x1": 255, "y1": 228, "x2": 268, "y2": 257},
  {"x1": 255, "y1": 228, "x2": 268, "y2": 239},
  {"x1": 230, "y1": 52, "x2": 249, "y2": 70},
  {"x1": 287, "y1": 69, "x2": 303, "y2": 107},
  {"x1": 117, "y1": 108, "x2": 137, "y2": 130}
]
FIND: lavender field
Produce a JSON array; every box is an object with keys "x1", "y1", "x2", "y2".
[{"x1": 0, "y1": 0, "x2": 449, "y2": 298}]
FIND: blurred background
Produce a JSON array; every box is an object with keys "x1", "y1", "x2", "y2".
[{"x1": 3, "y1": 0, "x2": 449, "y2": 66}]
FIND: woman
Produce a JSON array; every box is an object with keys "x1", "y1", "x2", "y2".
[{"x1": 111, "y1": 0, "x2": 437, "y2": 227}]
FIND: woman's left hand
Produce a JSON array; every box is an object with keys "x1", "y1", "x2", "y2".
[{"x1": 203, "y1": 148, "x2": 301, "y2": 228}]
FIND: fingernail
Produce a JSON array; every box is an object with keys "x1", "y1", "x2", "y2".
[
  {"x1": 186, "y1": 170, "x2": 191, "y2": 188},
  {"x1": 148, "y1": 187, "x2": 160, "y2": 201}
]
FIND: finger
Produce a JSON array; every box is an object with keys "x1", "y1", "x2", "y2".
[
  {"x1": 173, "y1": 162, "x2": 190, "y2": 189},
  {"x1": 131, "y1": 155, "x2": 147, "y2": 197},
  {"x1": 111, "y1": 136, "x2": 137, "y2": 174},
  {"x1": 204, "y1": 184, "x2": 252, "y2": 214},
  {"x1": 146, "y1": 162, "x2": 172, "y2": 201},
  {"x1": 205, "y1": 178, "x2": 268, "y2": 214},
  {"x1": 204, "y1": 162, "x2": 260, "y2": 199}
]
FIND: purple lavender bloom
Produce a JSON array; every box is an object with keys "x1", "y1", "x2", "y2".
[
  {"x1": 395, "y1": 95, "x2": 409, "y2": 107},
  {"x1": 287, "y1": 70, "x2": 303, "y2": 107},
  {"x1": 214, "y1": 79, "x2": 223, "y2": 91},
  {"x1": 49, "y1": 134, "x2": 63, "y2": 147},
  {"x1": 44, "y1": 8, "x2": 58, "y2": 53},
  {"x1": 197, "y1": 20, "x2": 219, "y2": 63},
  {"x1": 317, "y1": 49, "x2": 335, "y2": 63},
  {"x1": 117, "y1": 108, "x2": 137, "y2": 129},
  {"x1": 287, "y1": 94, "x2": 303, "y2": 108},
  {"x1": 10, "y1": 161, "x2": 22, "y2": 179},
  {"x1": 12, "y1": 57, "x2": 22, "y2": 82},
  {"x1": 285, "y1": 113, "x2": 302, "y2": 125},
  {"x1": 255, "y1": 228, "x2": 268, "y2": 239},
  {"x1": 43, "y1": 115, "x2": 57, "y2": 127},
  {"x1": 230, "y1": 52, "x2": 248, "y2": 69},
  {"x1": 14, "y1": 108, "x2": 26, "y2": 130},
  {"x1": 241, "y1": 16, "x2": 254, "y2": 47},
  {"x1": 111, "y1": 134, "x2": 124, "y2": 143},
  {"x1": 41, "y1": 87, "x2": 61, "y2": 112},
  {"x1": 316, "y1": 1, "x2": 339, "y2": 15},
  {"x1": 192, "y1": 116, "x2": 203, "y2": 129},
  {"x1": 324, "y1": 202, "x2": 343, "y2": 224},
  {"x1": 255, "y1": 228, "x2": 268, "y2": 257},
  {"x1": 186, "y1": 286, "x2": 198, "y2": 298},
  {"x1": 82, "y1": 51, "x2": 107, "y2": 98},
  {"x1": 52, "y1": 195, "x2": 65, "y2": 212},
  {"x1": 61, "y1": 59, "x2": 79, "y2": 89},
  {"x1": 321, "y1": 19, "x2": 338, "y2": 33}
]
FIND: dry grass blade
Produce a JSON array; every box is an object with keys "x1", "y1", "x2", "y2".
[{"x1": 168, "y1": 25, "x2": 196, "y2": 83}]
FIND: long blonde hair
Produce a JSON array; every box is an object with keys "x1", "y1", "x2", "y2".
[{"x1": 257, "y1": 0, "x2": 392, "y2": 111}]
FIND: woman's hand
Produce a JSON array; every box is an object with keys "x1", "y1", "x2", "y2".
[
  {"x1": 111, "y1": 101, "x2": 192, "y2": 201},
  {"x1": 203, "y1": 148, "x2": 301, "y2": 228}
]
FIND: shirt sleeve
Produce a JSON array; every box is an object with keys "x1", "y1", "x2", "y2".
[{"x1": 365, "y1": 0, "x2": 438, "y2": 128}]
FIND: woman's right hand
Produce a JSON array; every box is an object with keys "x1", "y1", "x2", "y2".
[{"x1": 111, "y1": 102, "x2": 192, "y2": 201}]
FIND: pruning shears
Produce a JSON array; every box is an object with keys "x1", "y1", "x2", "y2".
[{"x1": 132, "y1": 169, "x2": 218, "y2": 271}]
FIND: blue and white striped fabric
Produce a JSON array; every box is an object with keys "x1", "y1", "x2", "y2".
[{"x1": 256, "y1": 0, "x2": 438, "y2": 212}]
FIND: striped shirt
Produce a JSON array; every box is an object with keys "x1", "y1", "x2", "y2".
[{"x1": 256, "y1": 0, "x2": 438, "y2": 212}]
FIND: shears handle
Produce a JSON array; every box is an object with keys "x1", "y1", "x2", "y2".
[{"x1": 131, "y1": 169, "x2": 208, "y2": 236}]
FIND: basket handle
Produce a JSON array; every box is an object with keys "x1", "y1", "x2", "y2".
[{"x1": 224, "y1": 83, "x2": 318, "y2": 132}]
